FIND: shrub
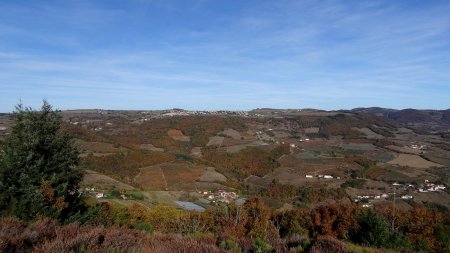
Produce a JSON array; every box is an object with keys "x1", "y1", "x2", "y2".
[
  {"x1": 355, "y1": 210, "x2": 411, "y2": 250},
  {"x1": 219, "y1": 239, "x2": 242, "y2": 253},
  {"x1": 252, "y1": 238, "x2": 273, "y2": 253},
  {"x1": 110, "y1": 189, "x2": 121, "y2": 198},
  {"x1": 129, "y1": 192, "x2": 145, "y2": 200},
  {"x1": 133, "y1": 222, "x2": 154, "y2": 234},
  {"x1": 308, "y1": 236, "x2": 352, "y2": 253}
]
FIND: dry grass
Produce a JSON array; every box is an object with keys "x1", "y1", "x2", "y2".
[
  {"x1": 224, "y1": 144, "x2": 247, "y2": 153},
  {"x1": 75, "y1": 140, "x2": 124, "y2": 153},
  {"x1": 385, "y1": 145, "x2": 422, "y2": 155},
  {"x1": 207, "y1": 136, "x2": 224, "y2": 146},
  {"x1": 82, "y1": 170, "x2": 135, "y2": 190},
  {"x1": 388, "y1": 154, "x2": 443, "y2": 168},
  {"x1": 352, "y1": 127, "x2": 383, "y2": 139},
  {"x1": 140, "y1": 143, "x2": 164, "y2": 152},
  {"x1": 198, "y1": 167, "x2": 227, "y2": 183},
  {"x1": 219, "y1": 128, "x2": 242, "y2": 140}
]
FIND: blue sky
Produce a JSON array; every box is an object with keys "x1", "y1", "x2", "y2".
[{"x1": 1, "y1": 0, "x2": 449, "y2": 112}]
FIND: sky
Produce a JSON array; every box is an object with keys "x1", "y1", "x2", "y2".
[{"x1": 0, "y1": 0, "x2": 449, "y2": 112}]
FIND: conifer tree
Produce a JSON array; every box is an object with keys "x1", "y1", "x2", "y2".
[{"x1": 0, "y1": 101, "x2": 83, "y2": 221}]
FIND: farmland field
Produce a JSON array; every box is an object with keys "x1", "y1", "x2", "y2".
[
  {"x1": 82, "y1": 170, "x2": 135, "y2": 190},
  {"x1": 388, "y1": 154, "x2": 443, "y2": 168},
  {"x1": 134, "y1": 165, "x2": 168, "y2": 190},
  {"x1": 76, "y1": 140, "x2": 125, "y2": 153},
  {"x1": 207, "y1": 136, "x2": 224, "y2": 146},
  {"x1": 134, "y1": 161, "x2": 206, "y2": 190}
]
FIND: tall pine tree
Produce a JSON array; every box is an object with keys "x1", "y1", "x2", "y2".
[{"x1": 0, "y1": 101, "x2": 83, "y2": 221}]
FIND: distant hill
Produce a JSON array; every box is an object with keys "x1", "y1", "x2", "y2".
[
  {"x1": 350, "y1": 108, "x2": 450, "y2": 132},
  {"x1": 441, "y1": 109, "x2": 450, "y2": 124}
]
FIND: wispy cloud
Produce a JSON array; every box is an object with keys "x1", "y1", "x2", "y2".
[{"x1": 0, "y1": 0, "x2": 449, "y2": 111}]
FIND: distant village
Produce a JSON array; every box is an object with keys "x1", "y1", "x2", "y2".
[
  {"x1": 351, "y1": 180, "x2": 446, "y2": 208},
  {"x1": 82, "y1": 187, "x2": 242, "y2": 212},
  {"x1": 66, "y1": 109, "x2": 251, "y2": 128},
  {"x1": 138, "y1": 109, "x2": 250, "y2": 121}
]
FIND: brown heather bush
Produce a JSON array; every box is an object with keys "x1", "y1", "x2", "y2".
[
  {"x1": 308, "y1": 236, "x2": 354, "y2": 253},
  {"x1": 0, "y1": 217, "x2": 226, "y2": 253},
  {"x1": 0, "y1": 217, "x2": 58, "y2": 252},
  {"x1": 140, "y1": 233, "x2": 225, "y2": 253}
]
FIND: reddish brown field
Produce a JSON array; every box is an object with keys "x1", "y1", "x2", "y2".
[
  {"x1": 161, "y1": 162, "x2": 205, "y2": 187},
  {"x1": 134, "y1": 165, "x2": 168, "y2": 190},
  {"x1": 134, "y1": 162, "x2": 206, "y2": 190},
  {"x1": 167, "y1": 129, "x2": 191, "y2": 142},
  {"x1": 167, "y1": 129, "x2": 184, "y2": 137}
]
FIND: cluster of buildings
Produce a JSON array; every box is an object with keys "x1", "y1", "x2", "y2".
[
  {"x1": 83, "y1": 187, "x2": 104, "y2": 199},
  {"x1": 353, "y1": 193, "x2": 413, "y2": 207},
  {"x1": 410, "y1": 144, "x2": 426, "y2": 150},
  {"x1": 135, "y1": 110, "x2": 249, "y2": 121},
  {"x1": 353, "y1": 180, "x2": 446, "y2": 208},
  {"x1": 418, "y1": 180, "x2": 446, "y2": 192},
  {"x1": 93, "y1": 127, "x2": 103, "y2": 132},
  {"x1": 200, "y1": 190, "x2": 239, "y2": 204},
  {"x1": 305, "y1": 174, "x2": 340, "y2": 179},
  {"x1": 83, "y1": 188, "x2": 133, "y2": 200},
  {"x1": 354, "y1": 193, "x2": 388, "y2": 202},
  {"x1": 177, "y1": 190, "x2": 245, "y2": 212},
  {"x1": 391, "y1": 180, "x2": 446, "y2": 193},
  {"x1": 156, "y1": 110, "x2": 249, "y2": 118}
]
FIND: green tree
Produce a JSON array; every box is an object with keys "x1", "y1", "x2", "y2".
[
  {"x1": 0, "y1": 101, "x2": 83, "y2": 221},
  {"x1": 356, "y1": 210, "x2": 410, "y2": 250},
  {"x1": 357, "y1": 210, "x2": 391, "y2": 247}
]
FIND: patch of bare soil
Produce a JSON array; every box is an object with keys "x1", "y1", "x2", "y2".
[
  {"x1": 190, "y1": 147, "x2": 202, "y2": 157},
  {"x1": 219, "y1": 129, "x2": 242, "y2": 140},
  {"x1": 207, "y1": 136, "x2": 224, "y2": 146},
  {"x1": 167, "y1": 129, "x2": 191, "y2": 142},
  {"x1": 140, "y1": 143, "x2": 164, "y2": 152}
]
